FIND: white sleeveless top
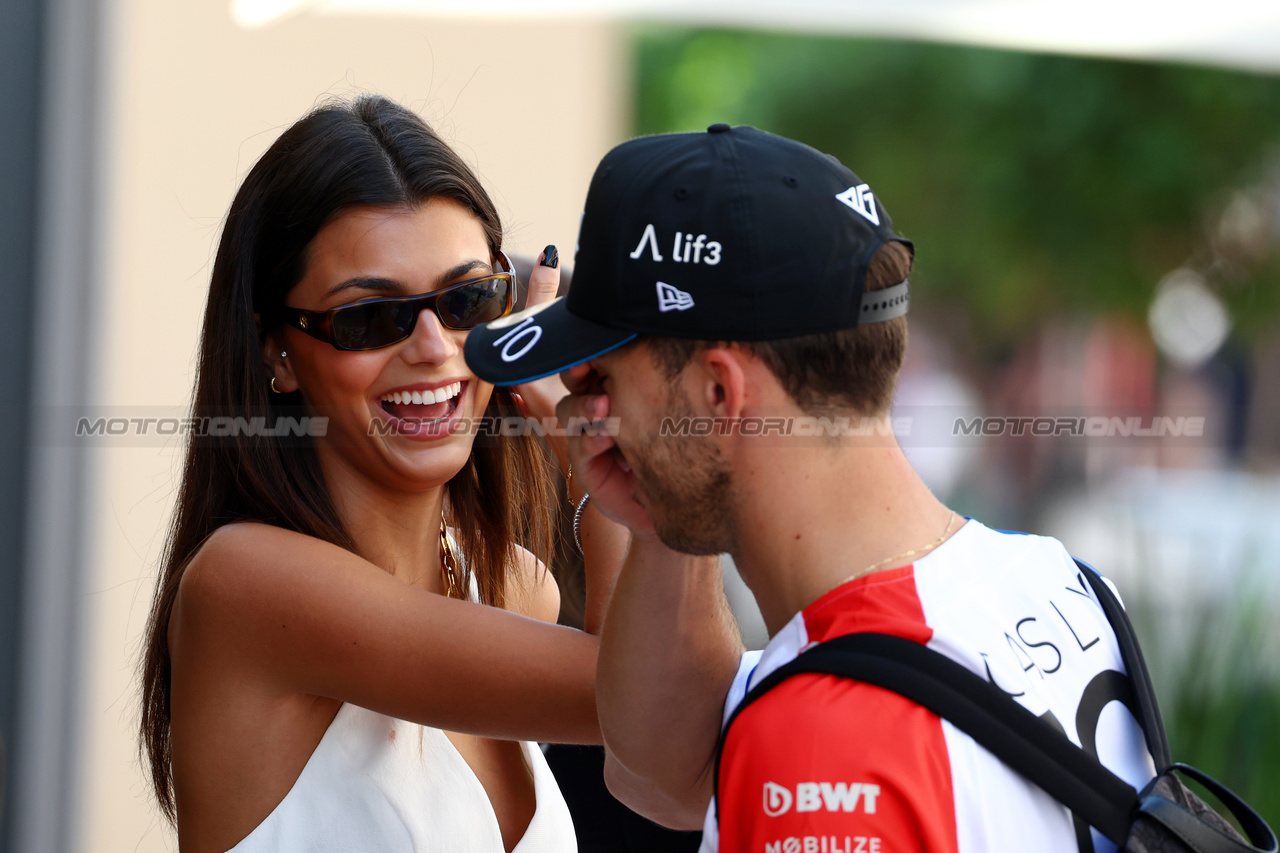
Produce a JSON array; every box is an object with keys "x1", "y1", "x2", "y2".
[
  {"x1": 225, "y1": 703, "x2": 577, "y2": 853},
  {"x1": 226, "y1": 550, "x2": 578, "y2": 853}
]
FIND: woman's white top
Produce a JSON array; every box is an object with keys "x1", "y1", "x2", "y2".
[{"x1": 225, "y1": 703, "x2": 577, "y2": 853}]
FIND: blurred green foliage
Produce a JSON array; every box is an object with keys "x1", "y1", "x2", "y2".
[
  {"x1": 1167, "y1": 675, "x2": 1280, "y2": 832},
  {"x1": 1135, "y1": 587, "x2": 1280, "y2": 830},
  {"x1": 634, "y1": 29, "x2": 1280, "y2": 359}
]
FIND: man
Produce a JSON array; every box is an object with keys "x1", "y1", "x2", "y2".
[{"x1": 465, "y1": 124, "x2": 1155, "y2": 852}]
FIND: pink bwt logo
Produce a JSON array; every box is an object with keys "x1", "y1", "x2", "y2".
[
  {"x1": 764, "y1": 781, "x2": 793, "y2": 817},
  {"x1": 763, "y1": 781, "x2": 881, "y2": 816}
]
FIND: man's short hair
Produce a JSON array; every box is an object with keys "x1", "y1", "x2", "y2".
[{"x1": 644, "y1": 240, "x2": 911, "y2": 417}]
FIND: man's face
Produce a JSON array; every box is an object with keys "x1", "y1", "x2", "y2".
[{"x1": 592, "y1": 342, "x2": 736, "y2": 556}]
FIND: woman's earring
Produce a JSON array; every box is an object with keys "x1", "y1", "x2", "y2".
[{"x1": 271, "y1": 352, "x2": 288, "y2": 393}]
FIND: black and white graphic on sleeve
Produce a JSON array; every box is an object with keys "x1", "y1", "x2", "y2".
[
  {"x1": 835, "y1": 184, "x2": 880, "y2": 226},
  {"x1": 485, "y1": 299, "x2": 556, "y2": 363},
  {"x1": 629, "y1": 224, "x2": 722, "y2": 266},
  {"x1": 979, "y1": 570, "x2": 1105, "y2": 700},
  {"x1": 973, "y1": 571, "x2": 1145, "y2": 853}
]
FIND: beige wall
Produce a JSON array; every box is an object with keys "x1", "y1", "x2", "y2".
[{"x1": 80, "y1": 4, "x2": 627, "y2": 850}]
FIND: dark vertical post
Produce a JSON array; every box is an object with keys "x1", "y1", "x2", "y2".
[
  {"x1": 0, "y1": 0, "x2": 45, "y2": 848},
  {"x1": 4, "y1": 0, "x2": 105, "y2": 848}
]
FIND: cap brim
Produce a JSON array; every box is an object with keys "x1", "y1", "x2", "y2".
[{"x1": 464, "y1": 297, "x2": 638, "y2": 386}]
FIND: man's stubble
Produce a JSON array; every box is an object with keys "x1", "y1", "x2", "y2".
[{"x1": 626, "y1": 387, "x2": 737, "y2": 557}]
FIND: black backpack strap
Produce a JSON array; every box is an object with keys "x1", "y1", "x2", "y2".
[
  {"x1": 1072, "y1": 557, "x2": 1172, "y2": 771},
  {"x1": 713, "y1": 631, "x2": 1139, "y2": 846},
  {"x1": 1141, "y1": 764, "x2": 1278, "y2": 853}
]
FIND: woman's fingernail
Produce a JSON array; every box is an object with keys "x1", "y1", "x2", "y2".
[{"x1": 540, "y1": 245, "x2": 559, "y2": 269}]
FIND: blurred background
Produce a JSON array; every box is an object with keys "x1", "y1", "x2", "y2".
[{"x1": 2, "y1": 1, "x2": 1278, "y2": 851}]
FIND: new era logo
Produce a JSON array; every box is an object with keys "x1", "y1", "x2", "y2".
[
  {"x1": 656, "y1": 281, "x2": 694, "y2": 312},
  {"x1": 836, "y1": 184, "x2": 880, "y2": 225}
]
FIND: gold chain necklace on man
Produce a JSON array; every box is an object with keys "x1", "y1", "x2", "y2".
[{"x1": 822, "y1": 510, "x2": 959, "y2": 598}]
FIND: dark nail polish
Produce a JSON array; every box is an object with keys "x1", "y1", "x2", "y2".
[{"x1": 540, "y1": 244, "x2": 559, "y2": 269}]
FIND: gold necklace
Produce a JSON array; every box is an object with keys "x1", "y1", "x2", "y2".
[
  {"x1": 822, "y1": 510, "x2": 959, "y2": 598},
  {"x1": 439, "y1": 517, "x2": 463, "y2": 599}
]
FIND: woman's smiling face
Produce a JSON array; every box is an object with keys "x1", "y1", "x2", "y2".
[{"x1": 274, "y1": 199, "x2": 497, "y2": 491}]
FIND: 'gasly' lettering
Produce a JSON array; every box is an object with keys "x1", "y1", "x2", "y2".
[{"x1": 629, "y1": 223, "x2": 722, "y2": 266}]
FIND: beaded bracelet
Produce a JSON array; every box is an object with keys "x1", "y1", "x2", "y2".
[{"x1": 572, "y1": 492, "x2": 591, "y2": 553}]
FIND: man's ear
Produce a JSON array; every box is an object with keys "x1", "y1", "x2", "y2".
[
  {"x1": 693, "y1": 346, "x2": 748, "y2": 419},
  {"x1": 261, "y1": 329, "x2": 299, "y2": 394}
]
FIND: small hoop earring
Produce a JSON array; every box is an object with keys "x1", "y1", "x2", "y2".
[{"x1": 270, "y1": 376, "x2": 282, "y2": 394}]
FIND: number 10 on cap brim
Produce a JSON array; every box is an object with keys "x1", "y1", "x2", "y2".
[{"x1": 464, "y1": 296, "x2": 638, "y2": 386}]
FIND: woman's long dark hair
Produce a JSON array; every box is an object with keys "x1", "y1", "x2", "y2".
[{"x1": 139, "y1": 95, "x2": 556, "y2": 822}]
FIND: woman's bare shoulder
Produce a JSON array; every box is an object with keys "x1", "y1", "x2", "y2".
[
  {"x1": 172, "y1": 521, "x2": 383, "y2": 673},
  {"x1": 179, "y1": 522, "x2": 338, "y2": 622},
  {"x1": 187, "y1": 520, "x2": 326, "y2": 575},
  {"x1": 503, "y1": 545, "x2": 560, "y2": 625}
]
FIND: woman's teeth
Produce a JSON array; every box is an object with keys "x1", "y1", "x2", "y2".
[{"x1": 380, "y1": 382, "x2": 462, "y2": 406}]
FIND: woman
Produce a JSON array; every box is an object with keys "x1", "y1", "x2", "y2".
[{"x1": 138, "y1": 95, "x2": 624, "y2": 853}]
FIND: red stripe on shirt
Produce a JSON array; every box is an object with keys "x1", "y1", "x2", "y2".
[{"x1": 717, "y1": 566, "x2": 959, "y2": 853}]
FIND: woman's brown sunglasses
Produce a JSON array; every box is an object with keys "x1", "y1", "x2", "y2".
[{"x1": 278, "y1": 252, "x2": 516, "y2": 351}]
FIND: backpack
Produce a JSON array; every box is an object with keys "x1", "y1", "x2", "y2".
[{"x1": 715, "y1": 559, "x2": 1277, "y2": 853}]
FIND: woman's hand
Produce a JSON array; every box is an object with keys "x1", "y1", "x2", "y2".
[
  {"x1": 509, "y1": 246, "x2": 569, "y2": 421},
  {"x1": 555, "y1": 364, "x2": 657, "y2": 539},
  {"x1": 502, "y1": 247, "x2": 630, "y2": 634}
]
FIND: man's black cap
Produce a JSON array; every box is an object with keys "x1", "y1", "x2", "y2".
[{"x1": 465, "y1": 124, "x2": 912, "y2": 385}]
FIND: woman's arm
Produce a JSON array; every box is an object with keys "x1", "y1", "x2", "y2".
[{"x1": 173, "y1": 521, "x2": 601, "y2": 744}]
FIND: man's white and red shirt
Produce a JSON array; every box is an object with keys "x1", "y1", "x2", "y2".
[{"x1": 702, "y1": 519, "x2": 1157, "y2": 853}]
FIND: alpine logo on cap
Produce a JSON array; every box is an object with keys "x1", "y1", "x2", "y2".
[
  {"x1": 656, "y1": 281, "x2": 694, "y2": 312},
  {"x1": 836, "y1": 184, "x2": 880, "y2": 225}
]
